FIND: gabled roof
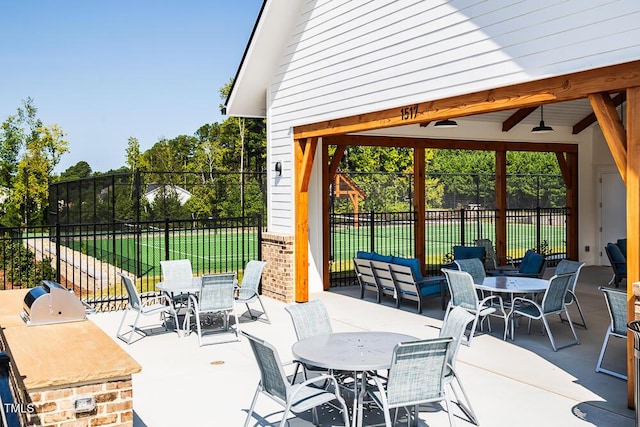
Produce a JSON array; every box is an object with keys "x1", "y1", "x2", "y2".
[{"x1": 225, "y1": 0, "x2": 305, "y2": 118}]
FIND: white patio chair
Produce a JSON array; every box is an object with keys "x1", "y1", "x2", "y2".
[
  {"x1": 235, "y1": 260, "x2": 269, "y2": 323},
  {"x1": 116, "y1": 272, "x2": 179, "y2": 344},
  {"x1": 366, "y1": 337, "x2": 455, "y2": 427},
  {"x1": 555, "y1": 259, "x2": 587, "y2": 328},
  {"x1": 439, "y1": 306, "x2": 479, "y2": 425},
  {"x1": 442, "y1": 268, "x2": 507, "y2": 345},
  {"x1": 507, "y1": 273, "x2": 579, "y2": 351},
  {"x1": 185, "y1": 272, "x2": 240, "y2": 346},
  {"x1": 160, "y1": 259, "x2": 194, "y2": 308},
  {"x1": 596, "y1": 286, "x2": 627, "y2": 380},
  {"x1": 242, "y1": 331, "x2": 350, "y2": 427}
]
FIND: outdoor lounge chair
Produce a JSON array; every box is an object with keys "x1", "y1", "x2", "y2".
[
  {"x1": 507, "y1": 273, "x2": 579, "y2": 351},
  {"x1": 365, "y1": 337, "x2": 455, "y2": 427},
  {"x1": 116, "y1": 273, "x2": 179, "y2": 344},
  {"x1": 596, "y1": 286, "x2": 627, "y2": 380},
  {"x1": 555, "y1": 259, "x2": 587, "y2": 328},
  {"x1": 442, "y1": 268, "x2": 507, "y2": 345},
  {"x1": 185, "y1": 272, "x2": 240, "y2": 346},
  {"x1": 242, "y1": 331, "x2": 350, "y2": 427},
  {"x1": 235, "y1": 260, "x2": 270, "y2": 323}
]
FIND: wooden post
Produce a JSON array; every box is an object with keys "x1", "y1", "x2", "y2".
[
  {"x1": 414, "y1": 148, "x2": 426, "y2": 274},
  {"x1": 627, "y1": 86, "x2": 640, "y2": 407},
  {"x1": 495, "y1": 150, "x2": 507, "y2": 263},
  {"x1": 322, "y1": 142, "x2": 331, "y2": 291}
]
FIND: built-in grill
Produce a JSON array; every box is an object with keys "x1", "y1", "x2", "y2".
[{"x1": 21, "y1": 280, "x2": 90, "y2": 326}]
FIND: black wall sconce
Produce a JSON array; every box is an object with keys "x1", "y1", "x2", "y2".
[{"x1": 274, "y1": 161, "x2": 282, "y2": 176}]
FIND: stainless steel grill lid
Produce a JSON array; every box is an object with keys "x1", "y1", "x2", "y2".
[{"x1": 21, "y1": 280, "x2": 88, "y2": 326}]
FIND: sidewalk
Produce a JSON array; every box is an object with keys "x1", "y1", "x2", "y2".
[{"x1": 89, "y1": 266, "x2": 635, "y2": 426}]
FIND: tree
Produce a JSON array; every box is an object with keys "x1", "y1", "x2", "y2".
[
  {"x1": 59, "y1": 161, "x2": 92, "y2": 181},
  {"x1": 0, "y1": 99, "x2": 69, "y2": 226}
]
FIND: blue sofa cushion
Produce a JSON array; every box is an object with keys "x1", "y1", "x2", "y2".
[
  {"x1": 617, "y1": 238, "x2": 627, "y2": 258},
  {"x1": 453, "y1": 245, "x2": 485, "y2": 261},
  {"x1": 392, "y1": 256, "x2": 424, "y2": 281},
  {"x1": 607, "y1": 242, "x2": 627, "y2": 273},
  {"x1": 371, "y1": 252, "x2": 393, "y2": 263},
  {"x1": 519, "y1": 250, "x2": 544, "y2": 274},
  {"x1": 418, "y1": 282, "x2": 441, "y2": 297},
  {"x1": 356, "y1": 250, "x2": 374, "y2": 260}
]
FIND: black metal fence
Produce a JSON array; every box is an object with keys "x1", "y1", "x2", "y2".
[
  {"x1": 328, "y1": 207, "x2": 568, "y2": 287},
  {"x1": 0, "y1": 216, "x2": 262, "y2": 311}
]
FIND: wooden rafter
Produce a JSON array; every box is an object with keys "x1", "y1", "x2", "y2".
[
  {"x1": 328, "y1": 144, "x2": 346, "y2": 182},
  {"x1": 502, "y1": 107, "x2": 537, "y2": 132},
  {"x1": 573, "y1": 92, "x2": 626, "y2": 134},
  {"x1": 295, "y1": 60, "x2": 640, "y2": 139},
  {"x1": 589, "y1": 92, "x2": 627, "y2": 183}
]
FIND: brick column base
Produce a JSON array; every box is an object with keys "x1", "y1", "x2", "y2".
[{"x1": 260, "y1": 232, "x2": 295, "y2": 303}]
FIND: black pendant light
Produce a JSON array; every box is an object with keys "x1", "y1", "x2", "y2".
[
  {"x1": 531, "y1": 106, "x2": 554, "y2": 134},
  {"x1": 434, "y1": 119, "x2": 458, "y2": 128}
]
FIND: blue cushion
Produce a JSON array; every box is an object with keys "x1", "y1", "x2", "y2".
[
  {"x1": 418, "y1": 282, "x2": 441, "y2": 297},
  {"x1": 617, "y1": 239, "x2": 627, "y2": 258},
  {"x1": 371, "y1": 252, "x2": 393, "y2": 263},
  {"x1": 392, "y1": 256, "x2": 423, "y2": 281},
  {"x1": 453, "y1": 245, "x2": 485, "y2": 261},
  {"x1": 356, "y1": 251, "x2": 373, "y2": 260},
  {"x1": 607, "y1": 243, "x2": 627, "y2": 273},
  {"x1": 519, "y1": 250, "x2": 544, "y2": 274}
]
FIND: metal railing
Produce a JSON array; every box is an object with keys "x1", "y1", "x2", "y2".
[
  {"x1": 329, "y1": 207, "x2": 568, "y2": 287},
  {"x1": 0, "y1": 216, "x2": 262, "y2": 311}
]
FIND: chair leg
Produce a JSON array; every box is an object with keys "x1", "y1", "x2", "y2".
[
  {"x1": 257, "y1": 296, "x2": 271, "y2": 324},
  {"x1": 595, "y1": 330, "x2": 628, "y2": 380},
  {"x1": 116, "y1": 309, "x2": 132, "y2": 343},
  {"x1": 243, "y1": 385, "x2": 261, "y2": 427},
  {"x1": 449, "y1": 372, "x2": 479, "y2": 425}
]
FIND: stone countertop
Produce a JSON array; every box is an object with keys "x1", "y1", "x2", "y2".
[{"x1": 0, "y1": 289, "x2": 141, "y2": 390}]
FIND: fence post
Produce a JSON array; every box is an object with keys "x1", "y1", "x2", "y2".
[
  {"x1": 257, "y1": 215, "x2": 263, "y2": 261},
  {"x1": 369, "y1": 210, "x2": 375, "y2": 253},
  {"x1": 460, "y1": 208, "x2": 466, "y2": 245},
  {"x1": 164, "y1": 218, "x2": 170, "y2": 261},
  {"x1": 55, "y1": 222, "x2": 61, "y2": 283},
  {"x1": 536, "y1": 206, "x2": 542, "y2": 253}
]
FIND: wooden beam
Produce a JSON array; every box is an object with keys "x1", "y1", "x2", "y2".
[
  {"x1": 573, "y1": 92, "x2": 625, "y2": 134},
  {"x1": 323, "y1": 135, "x2": 578, "y2": 153},
  {"x1": 414, "y1": 148, "x2": 426, "y2": 275},
  {"x1": 589, "y1": 92, "x2": 628, "y2": 183},
  {"x1": 626, "y1": 86, "x2": 640, "y2": 408},
  {"x1": 502, "y1": 107, "x2": 537, "y2": 132},
  {"x1": 322, "y1": 143, "x2": 331, "y2": 291},
  {"x1": 294, "y1": 139, "x2": 309, "y2": 302},
  {"x1": 299, "y1": 138, "x2": 318, "y2": 192},
  {"x1": 328, "y1": 144, "x2": 346, "y2": 181},
  {"x1": 295, "y1": 60, "x2": 640, "y2": 139}
]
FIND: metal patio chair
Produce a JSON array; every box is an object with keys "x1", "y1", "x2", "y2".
[
  {"x1": 555, "y1": 259, "x2": 587, "y2": 328},
  {"x1": 242, "y1": 331, "x2": 350, "y2": 427},
  {"x1": 454, "y1": 258, "x2": 486, "y2": 284},
  {"x1": 596, "y1": 286, "x2": 627, "y2": 380},
  {"x1": 235, "y1": 260, "x2": 270, "y2": 323},
  {"x1": 507, "y1": 273, "x2": 579, "y2": 351},
  {"x1": 439, "y1": 306, "x2": 479, "y2": 425},
  {"x1": 474, "y1": 238, "x2": 516, "y2": 273},
  {"x1": 185, "y1": 272, "x2": 240, "y2": 346},
  {"x1": 442, "y1": 268, "x2": 507, "y2": 345},
  {"x1": 366, "y1": 337, "x2": 455, "y2": 427},
  {"x1": 116, "y1": 273, "x2": 179, "y2": 344},
  {"x1": 160, "y1": 259, "x2": 194, "y2": 308}
]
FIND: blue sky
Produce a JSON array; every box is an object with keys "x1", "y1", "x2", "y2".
[{"x1": 0, "y1": 1, "x2": 263, "y2": 173}]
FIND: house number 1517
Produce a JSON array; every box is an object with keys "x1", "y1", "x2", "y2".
[{"x1": 400, "y1": 104, "x2": 418, "y2": 120}]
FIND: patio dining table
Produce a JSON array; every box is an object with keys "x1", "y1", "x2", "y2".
[
  {"x1": 291, "y1": 331, "x2": 417, "y2": 427},
  {"x1": 156, "y1": 277, "x2": 202, "y2": 336}
]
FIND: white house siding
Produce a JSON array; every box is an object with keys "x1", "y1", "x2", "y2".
[{"x1": 267, "y1": 0, "x2": 640, "y2": 235}]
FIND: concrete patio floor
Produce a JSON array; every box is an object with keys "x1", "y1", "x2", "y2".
[{"x1": 89, "y1": 266, "x2": 636, "y2": 426}]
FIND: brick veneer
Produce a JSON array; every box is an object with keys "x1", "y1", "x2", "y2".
[
  {"x1": 260, "y1": 232, "x2": 295, "y2": 303},
  {"x1": 21, "y1": 379, "x2": 134, "y2": 427}
]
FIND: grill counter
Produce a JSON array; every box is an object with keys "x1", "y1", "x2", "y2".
[{"x1": 21, "y1": 281, "x2": 89, "y2": 326}]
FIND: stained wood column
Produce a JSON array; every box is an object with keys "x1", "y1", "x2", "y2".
[
  {"x1": 322, "y1": 143, "x2": 330, "y2": 291},
  {"x1": 495, "y1": 150, "x2": 507, "y2": 263},
  {"x1": 294, "y1": 137, "x2": 317, "y2": 302},
  {"x1": 414, "y1": 148, "x2": 426, "y2": 273},
  {"x1": 627, "y1": 87, "x2": 640, "y2": 407}
]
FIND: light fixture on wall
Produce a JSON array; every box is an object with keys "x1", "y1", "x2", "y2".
[
  {"x1": 274, "y1": 161, "x2": 282, "y2": 176},
  {"x1": 531, "y1": 106, "x2": 554, "y2": 134},
  {"x1": 434, "y1": 119, "x2": 458, "y2": 128}
]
